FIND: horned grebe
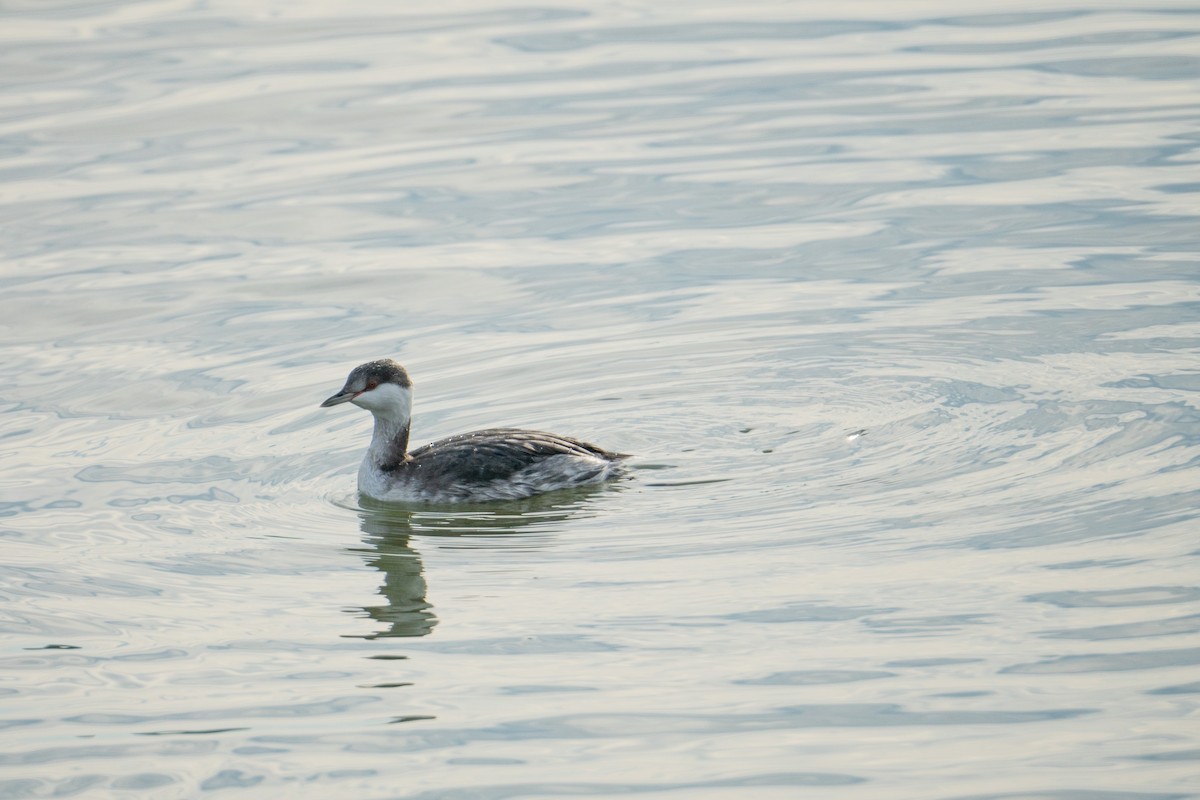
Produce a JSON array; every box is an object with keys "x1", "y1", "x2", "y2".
[{"x1": 320, "y1": 359, "x2": 629, "y2": 503}]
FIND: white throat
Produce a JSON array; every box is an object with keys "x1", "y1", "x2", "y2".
[{"x1": 352, "y1": 383, "x2": 413, "y2": 468}]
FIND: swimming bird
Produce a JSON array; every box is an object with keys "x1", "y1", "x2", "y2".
[{"x1": 320, "y1": 359, "x2": 629, "y2": 503}]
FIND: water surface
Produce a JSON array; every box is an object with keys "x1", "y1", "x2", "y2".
[{"x1": 2, "y1": 1, "x2": 1199, "y2": 798}]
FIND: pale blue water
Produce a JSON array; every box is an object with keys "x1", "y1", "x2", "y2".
[{"x1": 2, "y1": 1, "x2": 1200, "y2": 798}]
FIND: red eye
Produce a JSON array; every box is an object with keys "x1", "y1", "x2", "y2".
[{"x1": 366, "y1": 379, "x2": 379, "y2": 390}]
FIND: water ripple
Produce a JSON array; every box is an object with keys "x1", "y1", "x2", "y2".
[{"x1": 2, "y1": 1, "x2": 1199, "y2": 797}]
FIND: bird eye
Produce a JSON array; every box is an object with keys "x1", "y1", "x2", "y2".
[{"x1": 366, "y1": 379, "x2": 379, "y2": 390}]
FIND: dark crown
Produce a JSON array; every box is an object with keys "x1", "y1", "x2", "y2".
[{"x1": 349, "y1": 359, "x2": 412, "y2": 389}]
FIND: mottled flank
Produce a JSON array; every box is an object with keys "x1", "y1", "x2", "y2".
[
  {"x1": 386, "y1": 429, "x2": 628, "y2": 503},
  {"x1": 322, "y1": 360, "x2": 629, "y2": 503}
]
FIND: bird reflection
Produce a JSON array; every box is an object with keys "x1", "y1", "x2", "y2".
[
  {"x1": 346, "y1": 489, "x2": 606, "y2": 640},
  {"x1": 350, "y1": 512, "x2": 435, "y2": 639}
]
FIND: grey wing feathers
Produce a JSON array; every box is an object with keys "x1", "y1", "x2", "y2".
[{"x1": 407, "y1": 428, "x2": 626, "y2": 486}]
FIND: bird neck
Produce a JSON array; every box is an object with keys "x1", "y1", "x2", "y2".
[{"x1": 367, "y1": 409, "x2": 411, "y2": 473}]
